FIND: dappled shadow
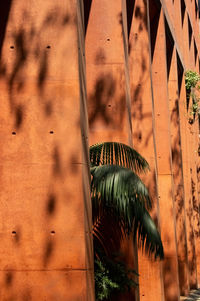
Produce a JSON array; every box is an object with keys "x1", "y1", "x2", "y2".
[
  {"x1": 127, "y1": 0, "x2": 148, "y2": 55},
  {"x1": 46, "y1": 193, "x2": 56, "y2": 216},
  {"x1": 0, "y1": 2, "x2": 93, "y2": 300},
  {"x1": 5, "y1": 272, "x2": 14, "y2": 287},
  {"x1": 128, "y1": 0, "x2": 154, "y2": 153},
  {"x1": 89, "y1": 73, "x2": 116, "y2": 125},
  {"x1": 53, "y1": 146, "x2": 62, "y2": 177},
  {"x1": 131, "y1": 49, "x2": 153, "y2": 150},
  {"x1": 88, "y1": 72, "x2": 126, "y2": 130},
  {"x1": 0, "y1": 0, "x2": 12, "y2": 58},
  {"x1": 0, "y1": 6, "x2": 71, "y2": 131},
  {"x1": 43, "y1": 238, "x2": 54, "y2": 267}
]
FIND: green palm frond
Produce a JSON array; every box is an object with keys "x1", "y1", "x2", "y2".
[
  {"x1": 93, "y1": 206, "x2": 164, "y2": 260},
  {"x1": 90, "y1": 142, "x2": 150, "y2": 173},
  {"x1": 91, "y1": 164, "x2": 164, "y2": 259},
  {"x1": 134, "y1": 206, "x2": 164, "y2": 259},
  {"x1": 92, "y1": 197, "x2": 163, "y2": 259},
  {"x1": 91, "y1": 165, "x2": 152, "y2": 216}
]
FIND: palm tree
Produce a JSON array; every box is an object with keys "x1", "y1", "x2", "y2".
[
  {"x1": 90, "y1": 141, "x2": 164, "y2": 260},
  {"x1": 89, "y1": 142, "x2": 164, "y2": 300}
]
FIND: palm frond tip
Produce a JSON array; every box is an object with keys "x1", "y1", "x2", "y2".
[{"x1": 136, "y1": 209, "x2": 164, "y2": 259}]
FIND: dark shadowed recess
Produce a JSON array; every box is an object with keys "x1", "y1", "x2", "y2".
[
  {"x1": 148, "y1": 0, "x2": 161, "y2": 61},
  {"x1": 126, "y1": 0, "x2": 135, "y2": 38},
  {"x1": 194, "y1": 39, "x2": 197, "y2": 65},
  {"x1": 176, "y1": 52, "x2": 184, "y2": 99},
  {"x1": 188, "y1": 15, "x2": 192, "y2": 49},
  {"x1": 181, "y1": 0, "x2": 186, "y2": 26},
  {"x1": 83, "y1": 0, "x2": 92, "y2": 35},
  {"x1": 199, "y1": 58, "x2": 200, "y2": 74},
  {"x1": 199, "y1": 0, "x2": 200, "y2": 18},
  {"x1": 165, "y1": 17, "x2": 174, "y2": 80},
  {"x1": 0, "y1": 0, "x2": 12, "y2": 58},
  {"x1": 195, "y1": 0, "x2": 198, "y2": 19}
]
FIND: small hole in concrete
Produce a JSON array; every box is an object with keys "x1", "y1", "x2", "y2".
[
  {"x1": 49, "y1": 131, "x2": 54, "y2": 134},
  {"x1": 12, "y1": 132, "x2": 16, "y2": 135},
  {"x1": 10, "y1": 46, "x2": 14, "y2": 49},
  {"x1": 46, "y1": 45, "x2": 51, "y2": 49},
  {"x1": 50, "y1": 230, "x2": 55, "y2": 235}
]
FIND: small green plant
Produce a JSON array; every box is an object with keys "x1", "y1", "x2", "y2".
[
  {"x1": 191, "y1": 101, "x2": 199, "y2": 115},
  {"x1": 95, "y1": 259, "x2": 118, "y2": 300},
  {"x1": 95, "y1": 251, "x2": 138, "y2": 301},
  {"x1": 185, "y1": 70, "x2": 200, "y2": 118},
  {"x1": 185, "y1": 70, "x2": 200, "y2": 91}
]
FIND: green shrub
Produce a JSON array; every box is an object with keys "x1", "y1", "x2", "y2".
[
  {"x1": 185, "y1": 70, "x2": 200, "y2": 91},
  {"x1": 185, "y1": 71, "x2": 200, "y2": 117},
  {"x1": 94, "y1": 251, "x2": 138, "y2": 301}
]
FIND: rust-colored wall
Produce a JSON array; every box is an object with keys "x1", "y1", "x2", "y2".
[
  {"x1": 0, "y1": 0, "x2": 200, "y2": 300},
  {"x1": 85, "y1": 0, "x2": 200, "y2": 301},
  {"x1": 85, "y1": 1, "x2": 136, "y2": 300},
  {"x1": 0, "y1": 0, "x2": 94, "y2": 300}
]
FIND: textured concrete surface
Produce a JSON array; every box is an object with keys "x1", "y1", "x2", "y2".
[{"x1": 0, "y1": 0, "x2": 94, "y2": 299}]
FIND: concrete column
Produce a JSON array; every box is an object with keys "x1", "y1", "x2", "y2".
[
  {"x1": 85, "y1": 0, "x2": 130, "y2": 143},
  {"x1": 173, "y1": 0, "x2": 182, "y2": 52},
  {"x1": 178, "y1": 59, "x2": 195, "y2": 292},
  {"x1": 85, "y1": 0, "x2": 135, "y2": 300},
  {"x1": 128, "y1": 1, "x2": 163, "y2": 301},
  {"x1": 0, "y1": 0, "x2": 94, "y2": 299},
  {"x1": 182, "y1": 9, "x2": 190, "y2": 68},
  {"x1": 186, "y1": 12, "x2": 200, "y2": 288},
  {"x1": 168, "y1": 48, "x2": 189, "y2": 298},
  {"x1": 188, "y1": 116, "x2": 200, "y2": 287},
  {"x1": 149, "y1": 7, "x2": 180, "y2": 301}
]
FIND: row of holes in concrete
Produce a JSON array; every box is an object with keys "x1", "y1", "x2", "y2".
[
  {"x1": 12, "y1": 131, "x2": 54, "y2": 135},
  {"x1": 10, "y1": 41, "x2": 111, "y2": 50},
  {"x1": 10, "y1": 45, "x2": 51, "y2": 49},
  {"x1": 12, "y1": 230, "x2": 55, "y2": 235}
]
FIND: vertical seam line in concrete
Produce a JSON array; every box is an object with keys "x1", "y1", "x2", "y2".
[
  {"x1": 76, "y1": 1, "x2": 95, "y2": 300},
  {"x1": 146, "y1": 3, "x2": 165, "y2": 300},
  {"x1": 121, "y1": 3, "x2": 139, "y2": 300}
]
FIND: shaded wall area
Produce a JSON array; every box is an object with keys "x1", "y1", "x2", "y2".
[
  {"x1": 0, "y1": 0, "x2": 94, "y2": 300},
  {"x1": 85, "y1": 1, "x2": 136, "y2": 300},
  {"x1": 85, "y1": 0, "x2": 200, "y2": 301},
  {"x1": 0, "y1": 0, "x2": 200, "y2": 300}
]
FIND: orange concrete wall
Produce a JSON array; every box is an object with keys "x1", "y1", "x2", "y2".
[
  {"x1": 150, "y1": 9, "x2": 180, "y2": 301},
  {"x1": 0, "y1": 0, "x2": 200, "y2": 300},
  {"x1": 0, "y1": 0, "x2": 94, "y2": 300},
  {"x1": 129, "y1": 1, "x2": 164, "y2": 300},
  {"x1": 85, "y1": 1, "x2": 136, "y2": 300},
  {"x1": 85, "y1": 0, "x2": 200, "y2": 300}
]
